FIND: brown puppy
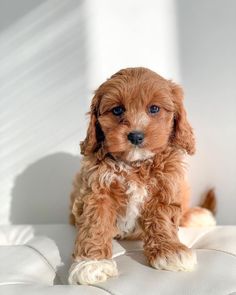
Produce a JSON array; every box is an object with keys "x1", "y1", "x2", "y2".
[{"x1": 69, "y1": 67, "x2": 215, "y2": 285}]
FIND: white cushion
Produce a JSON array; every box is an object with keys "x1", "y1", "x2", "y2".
[
  {"x1": 0, "y1": 285, "x2": 109, "y2": 295},
  {"x1": 0, "y1": 225, "x2": 236, "y2": 294},
  {"x1": 0, "y1": 225, "x2": 62, "y2": 286}
]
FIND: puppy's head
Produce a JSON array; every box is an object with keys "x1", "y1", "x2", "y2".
[{"x1": 81, "y1": 67, "x2": 195, "y2": 162}]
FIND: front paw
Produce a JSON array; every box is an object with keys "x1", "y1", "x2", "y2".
[
  {"x1": 68, "y1": 259, "x2": 118, "y2": 285},
  {"x1": 148, "y1": 242, "x2": 197, "y2": 272}
]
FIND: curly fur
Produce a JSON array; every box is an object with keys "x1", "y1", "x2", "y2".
[{"x1": 69, "y1": 67, "x2": 215, "y2": 284}]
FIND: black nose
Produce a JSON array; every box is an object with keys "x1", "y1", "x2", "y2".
[{"x1": 127, "y1": 131, "x2": 144, "y2": 145}]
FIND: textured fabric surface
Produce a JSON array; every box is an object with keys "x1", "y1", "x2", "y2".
[
  {"x1": 0, "y1": 285, "x2": 109, "y2": 295},
  {"x1": 0, "y1": 236, "x2": 61, "y2": 285},
  {"x1": 0, "y1": 225, "x2": 236, "y2": 294}
]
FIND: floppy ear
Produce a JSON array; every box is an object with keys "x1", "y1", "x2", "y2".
[
  {"x1": 80, "y1": 94, "x2": 105, "y2": 156},
  {"x1": 170, "y1": 81, "x2": 196, "y2": 155}
]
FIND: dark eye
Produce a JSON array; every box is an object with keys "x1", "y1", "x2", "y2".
[
  {"x1": 148, "y1": 105, "x2": 160, "y2": 114},
  {"x1": 112, "y1": 106, "x2": 125, "y2": 116}
]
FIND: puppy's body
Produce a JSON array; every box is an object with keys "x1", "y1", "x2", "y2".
[
  {"x1": 71, "y1": 148, "x2": 187, "y2": 241},
  {"x1": 69, "y1": 68, "x2": 215, "y2": 285}
]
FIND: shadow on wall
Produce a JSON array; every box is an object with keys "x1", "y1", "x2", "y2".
[
  {"x1": 10, "y1": 153, "x2": 81, "y2": 224},
  {"x1": 0, "y1": 0, "x2": 45, "y2": 32},
  {"x1": 0, "y1": 0, "x2": 90, "y2": 224}
]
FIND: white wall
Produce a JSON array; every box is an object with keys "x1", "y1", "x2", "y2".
[
  {"x1": 0, "y1": 0, "x2": 179, "y2": 224},
  {"x1": 0, "y1": 0, "x2": 235, "y2": 224},
  {"x1": 86, "y1": 0, "x2": 180, "y2": 88},
  {"x1": 0, "y1": 0, "x2": 90, "y2": 223},
  {"x1": 177, "y1": 0, "x2": 236, "y2": 224}
]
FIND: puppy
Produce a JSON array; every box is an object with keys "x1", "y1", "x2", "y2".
[{"x1": 68, "y1": 67, "x2": 216, "y2": 285}]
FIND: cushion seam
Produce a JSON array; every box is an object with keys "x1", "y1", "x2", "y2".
[
  {"x1": 197, "y1": 248, "x2": 236, "y2": 258},
  {"x1": 24, "y1": 244, "x2": 58, "y2": 279}
]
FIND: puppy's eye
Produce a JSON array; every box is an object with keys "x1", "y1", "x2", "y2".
[
  {"x1": 112, "y1": 106, "x2": 125, "y2": 116},
  {"x1": 148, "y1": 105, "x2": 160, "y2": 114}
]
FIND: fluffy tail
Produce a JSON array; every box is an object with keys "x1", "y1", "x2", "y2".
[
  {"x1": 200, "y1": 188, "x2": 217, "y2": 215},
  {"x1": 180, "y1": 189, "x2": 217, "y2": 227}
]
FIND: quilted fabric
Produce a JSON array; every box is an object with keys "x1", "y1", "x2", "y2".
[{"x1": 0, "y1": 225, "x2": 236, "y2": 295}]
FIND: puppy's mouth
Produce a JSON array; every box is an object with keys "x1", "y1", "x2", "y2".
[
  {"x1": 125, "y1": 147, "x2": 155, "y2": 162},
  {"x1": 126, "y1": 131, "x2": 154, "y2": 161},
  {"x1": 104, "y1": 129, "x2": 155, "y2": 161},
  {"x1": 106, "y1": 140, "x2": 154, "y2": 162}
]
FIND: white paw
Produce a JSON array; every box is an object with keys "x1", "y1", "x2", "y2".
[
  {"x1": 151, "y1": 249, "x2": 197, "y2": 272},
  {"x1": 68, "y1": 259, "x2": 118, "y2": 285}
]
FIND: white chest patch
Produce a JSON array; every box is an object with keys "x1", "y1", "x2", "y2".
[{"x1": 117, "y1": 181, "x2": 148, "y2": 235}]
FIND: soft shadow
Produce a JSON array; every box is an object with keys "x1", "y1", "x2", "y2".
[
  {"x1": 10, "y1": 152, "x2": 81, "y2": 224},
  {"x1": 117, "y1": 240, "x2": 148, "y2": 266},
  {"x1": 126, "y1": 250, "x2": 148, "y2": 266},
  {"x1": 0, "y1": 0, "x2": 45, "y2": 32},
  {"x1": 0, "y1": 0, "x2": 89, "y2": 224}
]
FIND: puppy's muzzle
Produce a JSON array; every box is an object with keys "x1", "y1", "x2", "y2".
[{"x1": 127, "y1": 131, "x2": 144, "y2": 145}]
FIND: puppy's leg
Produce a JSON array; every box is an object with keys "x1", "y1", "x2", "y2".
[
  {"x1": 68, "y1": 194, "x2": 118, "y2": 285},
  {"x1": 141, "y1": 200, "x2": 197, "y2": 272}
]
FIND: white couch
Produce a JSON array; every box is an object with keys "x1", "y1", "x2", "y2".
[{"x1": 1, "y1": 224, "x2": 236, "y2": 295}]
